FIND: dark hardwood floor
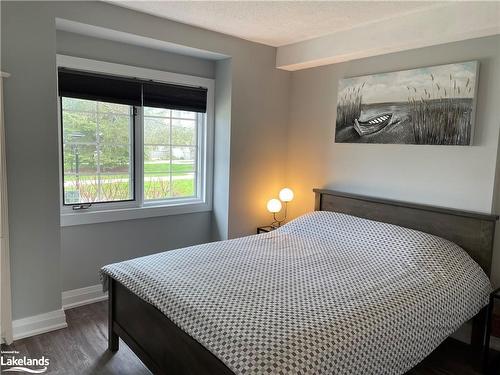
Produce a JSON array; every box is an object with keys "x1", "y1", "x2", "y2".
[
  {"x1": 1, "y1": 301, "x2": 499, "y2": 374},
  {"x1": 2, "y1": 302, "x2": 150, "y2": 375}
]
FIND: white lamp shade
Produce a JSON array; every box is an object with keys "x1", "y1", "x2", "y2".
[
  {"x1": 279, "y1": 188, "x2": 294, "y2": 202},
  {"x1": 267, "y1": 198, "x2": 282, "y2": 213}
]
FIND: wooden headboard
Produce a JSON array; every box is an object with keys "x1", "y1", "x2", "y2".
[{"x1": 313, "y1": 189, "x2": 498, "y2": 276}]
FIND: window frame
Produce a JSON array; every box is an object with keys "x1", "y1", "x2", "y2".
[
  {"x1": 60, "y1": 97, "x2": 137, "y2": 207},
  {"x1": 57, "y1": 55, "x2": 214, "y2": 227}
]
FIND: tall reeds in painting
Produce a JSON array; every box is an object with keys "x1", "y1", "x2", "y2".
[
  {"x1": 408, "y1": 74, "x2": 473, "y2": 145},
  {"x1": 336, "y1": 83, "x2": 364, "y2": 130},
  {"x1": 334, "y1": 61, "x2": 478, "y2": 145}
]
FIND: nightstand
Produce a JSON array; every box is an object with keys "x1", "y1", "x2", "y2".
[
  {"x1": 257, "y1": 225, "x2": 277, "y2": 234},
  {"x1": 484, "y1": 287, "x2": 500, "y2": 372}
]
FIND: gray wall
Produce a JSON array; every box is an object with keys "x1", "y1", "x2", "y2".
[
  {"x1": 9, "y1": 1, "x2": 496, "y2": 322},
  {"x1": 285, "y1": 35, "x2": 500, "y2": 284},
  {"x1": 56, "y1": 31, "x2": 215, "y2": 79},
  {"x1": 61, "y1": 212, "x2": 211, "y2": 290},
  {"x1": 2, "y1": 1, "x2": 290, "y2": 319},
  {"x1": 1, "y1": 3, "x2": 62, "y2": 320},
  {"x1": 56, "y1": 31, "x2": 216, "y2": 291},
  {"x1": 212, "y1": 58, "x2": 232, "y2": 241}
]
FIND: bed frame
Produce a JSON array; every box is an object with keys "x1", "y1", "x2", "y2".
[{"x1": 107, "y1": 189, "x2": 498, "y2": 374}]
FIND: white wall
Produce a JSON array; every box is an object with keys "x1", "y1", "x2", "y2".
[{"x1": 286, "y1": 35, "x2": 500, "y2": 283}]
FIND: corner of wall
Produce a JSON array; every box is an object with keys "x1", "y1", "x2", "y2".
[{"x1": 211, "y1": 58, "x2": 232, "y2": 241}]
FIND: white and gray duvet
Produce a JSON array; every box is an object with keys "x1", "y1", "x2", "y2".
[{"x1": 101, "y1": 211, "x2": 491, "y2": 374}]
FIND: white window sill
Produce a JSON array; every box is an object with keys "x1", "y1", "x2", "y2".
[{"x1": 60, "y1": 200, "x2": 211, "y2": 227}]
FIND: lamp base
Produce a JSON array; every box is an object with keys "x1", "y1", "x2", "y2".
[{"x1": 270, "y1": 205, "x2": 288, "y2": 228}]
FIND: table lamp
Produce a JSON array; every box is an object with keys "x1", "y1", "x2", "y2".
[{"x1": 267, "y1": 188, "x2": 294, "y2": 228}]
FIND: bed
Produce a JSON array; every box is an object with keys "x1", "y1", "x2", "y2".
[{"x1": 101, "y1": 189, "x2": 498, "y2": 374}]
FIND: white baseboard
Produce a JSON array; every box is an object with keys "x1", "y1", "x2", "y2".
[
  {"x1": 12, "y1": 309, "x2": 67, "y2": 341},
  {"x1": 62, "y1": 284, "x2": 108, "y2": 310},
  {"x1": 10, "y1": 284, "x2": 106, "y2": 342}
]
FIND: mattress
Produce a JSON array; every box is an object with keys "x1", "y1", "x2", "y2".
[{"x1": 101, "y1": 211, "x2": 491, "y2": 374}]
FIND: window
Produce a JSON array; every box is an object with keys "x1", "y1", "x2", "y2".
[
  {"x1": 61, "y1": 98, "x2": 134, "y2": 205},
  {"x1": 143, "y1": 107, "x2": 199, "y2": 201},
  {"x1": 57, "y1": 56, "x2": 214, "y2": 226}
]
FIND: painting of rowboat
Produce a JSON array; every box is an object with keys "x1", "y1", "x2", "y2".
[{"x1": 334, "y1": 61, "x2": 479, "y2": 145}]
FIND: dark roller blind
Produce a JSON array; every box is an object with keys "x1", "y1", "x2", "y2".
[
  {"x1": 143, "y1": 82, "x2": 207, "y2": 113},
  {"x1": 58, "y1": 69, "x2": 142, "y2": 106},
  {"x1": 59, "y1": 68, "x2": 208, "y2": 113}
]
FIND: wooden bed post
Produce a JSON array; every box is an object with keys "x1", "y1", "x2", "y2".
[
  {"x1": 471, "y1": 307, "x2": 487, "y2": 349},
  {"x1": 314, "y1": 191, "x2": 322, "y2": 211},
  {"x1": 108, "y1": 278, "x2": 119, "y2": 352}
]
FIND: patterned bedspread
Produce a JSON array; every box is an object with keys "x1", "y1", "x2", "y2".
[{"x1": 101, "y1": 211, "x2": 491, "y2": 374}]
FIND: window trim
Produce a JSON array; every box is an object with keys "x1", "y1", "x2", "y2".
[{"x1": 57, "y1": 55, "x2": 214, "y2": 227}]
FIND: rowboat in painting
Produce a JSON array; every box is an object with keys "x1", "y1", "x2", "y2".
[{"x1": 354, "y1": 113, "x2": 393, "y2": 136}]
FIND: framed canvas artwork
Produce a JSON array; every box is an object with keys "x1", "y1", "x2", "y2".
[{"x1": 335, "y1": 61, "x2": 479, "y2": 145}]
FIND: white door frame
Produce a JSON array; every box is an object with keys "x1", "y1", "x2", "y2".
[{"x1": 0, "y1": 72, "x2": 13, "y2": 344}]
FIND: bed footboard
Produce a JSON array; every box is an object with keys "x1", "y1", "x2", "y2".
[{"x1": 107, "y1": 278, "x2": 233, "y2": 375}]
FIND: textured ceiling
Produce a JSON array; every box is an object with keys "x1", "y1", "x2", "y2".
[{"x1": 108, "y1": 1, "x2": 444, "y2": 47}]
